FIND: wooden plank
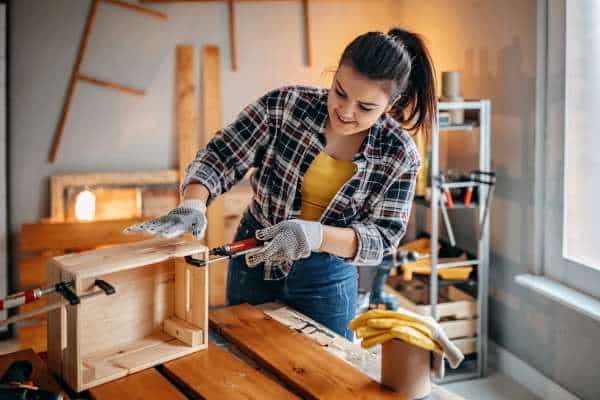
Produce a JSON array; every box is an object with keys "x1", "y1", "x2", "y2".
[
  {"x1": 162, "y1": 342, "x2": 299, "y2": 399},
  {"x1": 77, "y1": 73, "x2": 145, "y2": 96},
  {"x1": 227, "y1": 0, "x2": 237, "y2": 71},
  {"x1": 89, "y1": 368, "x2": 187, "y2": 400},
  {"x1": 17, "y1": 323, "x2": 48, "y2": 354},
  {"x1": 20, "y1": 218, "x2": 148, "y2": 252},
  {"x1": 209, "y1": 304, "x2": 407, "y2": 400},
  {"x1": 176, "y1": 45, "x2": 198, "y2": 184},
  {"x1": 19, "y1": 254, "x2": 54, "y2": 289},
  {"x1": 302, "y1": 0, "x2": 311, "y2": 66},
  {"x1": 201, "y1": 46, "x2": 228, "y2": 306},
  {"x1": 49, "y1": 0, "x2": 99, "y2": 163},
  {"x1": 51, "y1": 238, "x2": 208, "y2": 280},
  {"x1": 50, "y1": 169, "x2": 178, "y2": 222},
  {"x1": 101, "y1": 0, "x2": 168, "y2": 19},
  {"x1": 163, "y1": 317, "x2": 203, "y2": 346},
  {"x1": 0, "y1": 349, "x2": 65, "y2": 396}
]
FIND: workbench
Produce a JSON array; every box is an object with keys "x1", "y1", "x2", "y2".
[{"x1": 0, "y1": 303, "x2": 465, "y2": 399}]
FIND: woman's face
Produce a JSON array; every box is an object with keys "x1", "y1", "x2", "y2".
[{"x1": 327, "y1": 63, "x2": 392, "y2": 136}]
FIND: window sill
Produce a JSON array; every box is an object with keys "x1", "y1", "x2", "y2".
[{"x1": 515, "y1": 274, "x2": 600, "y2": 322}]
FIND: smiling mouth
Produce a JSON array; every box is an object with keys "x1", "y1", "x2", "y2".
[{"x1": 335, "y1": 110, "x2": 356, "y2": 124}]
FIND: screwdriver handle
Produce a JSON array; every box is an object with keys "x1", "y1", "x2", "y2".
[{"x1": 225, "y1": 238, "x2": 259, "y2": 253}]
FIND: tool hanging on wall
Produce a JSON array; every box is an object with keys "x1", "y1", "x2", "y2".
[{"x1": 0, "y1": 238, "x2": 263, "y2": 326}]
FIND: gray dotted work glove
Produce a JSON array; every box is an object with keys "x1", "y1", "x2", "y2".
[
  {"x1": 123, "y1": 199, "x2": 207, "y2": 239},
  {"x1": 245, "y1": 219, "x2": 323, "y2": 267}
]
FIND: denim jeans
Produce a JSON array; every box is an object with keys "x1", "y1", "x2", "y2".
[{"x1": 226, "y1": 210, "x2": 358, "y2": 339}]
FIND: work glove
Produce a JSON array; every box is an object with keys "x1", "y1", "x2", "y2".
[
  {"x1": 123, "y1": 199, "x2": 207, "y2": 239},
  {"x1": 245, "y1": 219, "x2": 323, "y2": 267}
]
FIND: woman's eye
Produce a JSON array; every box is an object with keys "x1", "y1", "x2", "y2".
[
  {"x1": 335, "y1": 88, "x2": 346, "y2": 98},
  {"x1": 359, "y1": 105, "x2": 374, "y2": 112}
]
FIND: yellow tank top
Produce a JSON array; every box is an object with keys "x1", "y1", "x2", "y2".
[{"x1": 300, "y1": 151, "x2": 356, "y2": 221}]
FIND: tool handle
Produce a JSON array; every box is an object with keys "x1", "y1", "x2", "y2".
[
  {"x1": 0, "y1": 289, "x2": 39, "y2": 311},
  {"x1": 227, "y1": 238, "x2": 259, "y2": 253}
]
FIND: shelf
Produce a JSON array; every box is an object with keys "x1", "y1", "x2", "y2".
[
  {"x1": 439, "y1": 100, "x2": 488, "y2": 110},
  {"x1": 437, "y1": 259, "x2": 480, "y2": 269},
  {"x1": 439, "y1": 121, "x2": 479, "y2": 131}
]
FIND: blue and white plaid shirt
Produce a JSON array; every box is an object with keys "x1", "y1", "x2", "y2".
[{"x1": 183, "y1": 85, "x2": 420, "y2": 280}]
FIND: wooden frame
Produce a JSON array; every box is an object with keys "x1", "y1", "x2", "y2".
[
  {"x1": 50, "y1": 170, "x2": 178, "y2": 222},
  {"x1": 139, "y1": 0, "x2": 312, "y2": 70},
  {"x1": 47, "y1": 238, "x2": 209, "y2": 392},
  {"x1": 49, "y1": 0, "x2": 168, "y2": 162}
]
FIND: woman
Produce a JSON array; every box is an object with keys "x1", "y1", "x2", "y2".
[{"x1": 125, "y1": 27, "x2": 436, "y2": 340}]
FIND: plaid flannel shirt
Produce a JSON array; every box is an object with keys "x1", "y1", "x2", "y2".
[{"x1": 182, "y1": 86, "x2": 421, "y2": 280}]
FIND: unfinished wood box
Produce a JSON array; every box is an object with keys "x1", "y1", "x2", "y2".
[
  {"x1": 46, "y1": 238, "x2": 209, "y2": 392},
  {"x1": 385, "y1": 278, "x2": 478, "y2": 355}
]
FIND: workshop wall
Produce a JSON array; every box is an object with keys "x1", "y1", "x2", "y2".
[
  {"x1": 397, "y1": 1, "x2": 598, "y2": 399},
  {"x1": 6, "y1": 1, "x2": 402, "y2": 286}
]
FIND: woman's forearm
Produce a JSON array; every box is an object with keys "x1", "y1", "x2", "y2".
[
  {"x1": 320, "y1": 225, "x2": 358, "y2": 260},
  {"x1": 183, "y1": 183, "x2": 211, "y2": 203}
]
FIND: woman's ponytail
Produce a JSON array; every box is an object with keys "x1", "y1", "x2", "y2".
[{"x1": 339, "y1": 27, "x2": 437, "y2": 137}]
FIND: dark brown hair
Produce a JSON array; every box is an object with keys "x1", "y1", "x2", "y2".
[{"x1": 339, "y1": 27, "x2": 437, "y2": 137}]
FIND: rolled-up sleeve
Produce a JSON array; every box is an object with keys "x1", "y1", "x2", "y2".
[
  {"x1": 349, "y1": 163, "x2": 420, "y2": 265},
  {"x1": 181, "y1": 89, "x2": 285, "y2": 204}
]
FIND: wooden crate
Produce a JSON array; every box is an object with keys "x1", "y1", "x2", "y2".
[
  {"x1": 46, "y1": 238, "x2": 209, "y2": 392},
  {"x1": 385, "y1": 278, "x2": 478, "y2": 354}
]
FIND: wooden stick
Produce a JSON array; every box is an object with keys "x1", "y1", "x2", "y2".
[
  {"x1": 101, "y1": 0, "x2": 168, "y2": 19},
  {"x1": 302, "y1": 0, "x2": 311, "y2": 66},
  {"x1": 227, "y1": 0, "x2": 237, "y2": 71},
  {"x1": 49, "y1": 0, "x2": 99, "y2": 163},
  {"x1": 201, "y1": 46, "x2": 227, "y2": 305},
  {"x1": 77, "y1": 73, "x2": 145, "y2": 96},
  {"x1": 176, "y1": 46, "x2": 198, "y2": 184}
]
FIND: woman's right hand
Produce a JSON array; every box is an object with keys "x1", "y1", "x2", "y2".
[{"x1": 123, "y1": 199, "x2": 208, "y2": 240}]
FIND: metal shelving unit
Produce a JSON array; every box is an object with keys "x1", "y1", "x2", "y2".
[{"x1": 427, "y1": 99, "x2": 492, "y2": 383}]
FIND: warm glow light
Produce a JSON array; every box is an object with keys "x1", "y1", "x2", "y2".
[{"x1": 75, "y1": 190, "x2": 96, "y2": 221}]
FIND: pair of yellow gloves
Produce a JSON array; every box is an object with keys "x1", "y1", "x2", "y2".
[{"x1": 349, "y1": 308, "x2": 464, "y2": 378}]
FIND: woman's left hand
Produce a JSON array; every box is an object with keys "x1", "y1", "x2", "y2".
[{"x1": 245, "y1": 219, "x2": 323, "y2": 267}]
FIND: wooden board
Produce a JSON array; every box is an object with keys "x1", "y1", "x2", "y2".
[
  {"x1": 209, "y1": 304, "x2": 407, "y2": 400},
  {"x1": 20, "y1": 219, "x2": 148, "y2": 252},
  {"x1": 201, "y1": 46, "x2": 227, "y2": 306},
  {"x1": 51, "y1": 237, "x2": 207, "y2": 282},
  {"x1": 0, "y1": 349, "x2": 65, "y2": 396},
  {"x1": 162, "y1": 342, "x2": 299, "y2": 399},
  {"x1": 89, "y1": 368, "x2": 187, "y2": 400},
  {"x1": 176, "y1": 45, "x2": 198, "y2": 184}
]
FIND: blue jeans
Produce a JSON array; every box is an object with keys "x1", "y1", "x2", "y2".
[{"x1": 226, "y1": 210, "x2": 358, "y2": 339}]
